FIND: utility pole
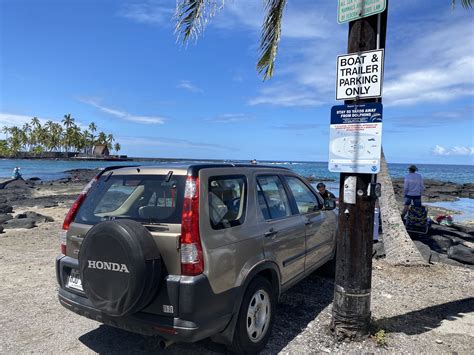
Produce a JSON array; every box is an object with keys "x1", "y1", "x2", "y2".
[{"x1": 331, "y1": 2, "x2": 388, "y2": 340}]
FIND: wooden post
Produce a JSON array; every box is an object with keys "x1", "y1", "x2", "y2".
[{"x1": 331, "y1": 3, "x2": 388, "y2": 340}]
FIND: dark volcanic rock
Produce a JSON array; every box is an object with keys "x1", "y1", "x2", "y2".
[
  {"x1": 0, "y1": 214, "x2": 13, "y2": 224},
  {"x1": 3, "y1": 218, "x2": 36, "y2": 229},
  {"x1": 28, "y1": 177, "x2": 41, "y2": 181},
  {"x1": 15, "y1": 211, "x2": 54, "y2": 223},
  {"x1": 0, "y1": 204, "x2": 13, "y2": 213},
  {"x1": 447, "y1": 245, "x2": 474, "y2": 265},
  {"x1": 392, "y1": 178, "x2": 474, "y2": 201},
  {"x1": 427, "y1": 234, "x2": 454, "y2": 252},
  {"x1": 0, "y1": 225, "x2": 3, "y2": 233},
  {"x1": 413, "y1": 241, "x2": 431, "y2": 263}
]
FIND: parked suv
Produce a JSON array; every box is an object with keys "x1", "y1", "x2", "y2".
[{"x1": 56, "y1": 164, "x2": 337, "y2": 353}]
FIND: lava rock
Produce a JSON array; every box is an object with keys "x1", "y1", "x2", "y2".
[
  {"x1": 0, "y1": 214, "x2": 13, "y2": 224},
  {"x1": 447, "y1": 244, "x2": 474, "y2": 265},
  {"x1": 28, "y1": 177, "x2": 41, "y2": 181},
  {"x1": 3, "y1": 218, "x2": 36, "y2": 229},
  {"x1": 15, "y1": 211, "x2": 54, "y2": 223},
  {"x1": 425, "y1": 234, "x2": 454, "y2": 252},
  {"x1": 0, "y1": 204, "x2": 13, "y2": 213},
  {"x1": 0, "y1": 225, "x2": 3, "y2": 233},
  {"x1": 413, "y1": 241, "x2": 432, "y2": 263}
]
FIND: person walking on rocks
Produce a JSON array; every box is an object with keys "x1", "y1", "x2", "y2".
[{"x1": 402, "y1": 164, "x2": 424, "y2": 218}]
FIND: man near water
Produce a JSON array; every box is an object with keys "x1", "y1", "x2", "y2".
[{"x1": 402, "y1": 164, "x2": 424, "y2": 218}]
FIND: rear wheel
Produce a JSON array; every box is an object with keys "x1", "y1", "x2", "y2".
[{"x1": 229, "y1": 276, "x2": 275, "y2": 354}]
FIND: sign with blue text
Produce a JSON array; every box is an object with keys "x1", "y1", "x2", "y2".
[
  {"x1": 329, "y1": 103, "x2": 383, "y2": 174},
  {"x1": 336, "y1": 49, "x2": 384, "y2": 100},
  {"x1": 338, "y1": 0, "x2": 386, "y2": 24}
]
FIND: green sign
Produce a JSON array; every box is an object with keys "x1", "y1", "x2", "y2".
[{"x1": 338, "y1": 0, "x2": 386, "y2": 24}]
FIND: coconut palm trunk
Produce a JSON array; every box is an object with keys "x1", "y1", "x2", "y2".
[{"x1": 378, "y1": 150, "x2": 427, "y2": 265}]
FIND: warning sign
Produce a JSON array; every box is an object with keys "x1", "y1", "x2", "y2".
[
  {"x1": 336, "y1": 49, "x2": 384, "y2": 101},
  {"x1": 338, "y1": 0, "x2": 386, "y2": 24},
  {"x1": 328, "y1": 103, "x2": 383, "y2": 174}
]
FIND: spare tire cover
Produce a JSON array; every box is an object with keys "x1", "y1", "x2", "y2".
[{"x1": 79, "y1": 219, "x2": 161, "y2": 317}]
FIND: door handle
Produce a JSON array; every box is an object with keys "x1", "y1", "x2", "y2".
[{"x1": 264, "y1": 229, "x2": 278, "y2": 238}]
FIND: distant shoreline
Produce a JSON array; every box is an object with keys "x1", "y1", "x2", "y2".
[{"x1": 1, "y1": 156, "x2": 473, "y2": 167}]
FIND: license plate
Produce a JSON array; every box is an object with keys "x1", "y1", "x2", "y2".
[{"x1": 67, "y1": 269, "x2": 83, "y2": 291}]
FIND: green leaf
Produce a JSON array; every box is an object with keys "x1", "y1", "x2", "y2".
[{"x1": 257, "y1": 0, "x2": 287, "y2": 80}]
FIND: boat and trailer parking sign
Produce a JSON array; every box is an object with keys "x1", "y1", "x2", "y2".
[
  {"x1": 336, "y1": 49, "x2": 384, "y2": 101},
  {"x1": 328, "y1": 103, "x2": 383, "y2": 174}
]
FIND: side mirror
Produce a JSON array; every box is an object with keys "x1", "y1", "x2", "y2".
[{"x1": 324, "y1": 199, "x2": 337, "y2": 210}]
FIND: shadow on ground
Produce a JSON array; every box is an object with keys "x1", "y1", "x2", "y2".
[
  {"x1": 374, "y1": 297, "x2": 474, "y2": 335},
  {"x1": 79, "y1": 274, "x2": 334, "y2": 354}
]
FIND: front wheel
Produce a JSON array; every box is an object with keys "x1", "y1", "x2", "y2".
[{"x1": 229, "y1": 276, "x2": 275, "y2": 354}]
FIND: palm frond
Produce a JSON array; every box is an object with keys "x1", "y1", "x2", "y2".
[
  {"x1": 175, "y1": 0, "x2": 224, "y2": 43},
  {"x1": 452, "y1": 0, "x2": 473, "y2": 9},
  {"x1": 257, "y1": 0, "x2": 287, "y2": 80}
]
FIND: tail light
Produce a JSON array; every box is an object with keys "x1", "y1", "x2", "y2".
[
  {"x1": 180, "y1": 176, "x2": 203, "y2": 276},
  {"x1": 60, "y1": 177, "x2": 97, "y2": 254}
]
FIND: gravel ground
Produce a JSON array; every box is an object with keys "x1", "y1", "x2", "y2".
[{"x1": 0, "y1": 181, "x2": 473, "y2": 354}]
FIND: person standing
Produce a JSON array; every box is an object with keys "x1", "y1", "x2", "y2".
[{"x1": 402, "y1": 164, "x2": 424, "y2": 218}]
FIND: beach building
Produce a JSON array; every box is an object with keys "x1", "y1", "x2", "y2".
[{"x1": 91, "y1": 144, "x2": 110, "y2": 157}]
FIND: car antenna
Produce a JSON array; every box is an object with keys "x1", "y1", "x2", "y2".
[{"x1": 165, "y1": 171, "x2": 173, "y2": 182}]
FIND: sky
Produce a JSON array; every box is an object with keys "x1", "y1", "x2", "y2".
[{"x1": 0, "y1": 0, "x2": 473, "y2": 165}]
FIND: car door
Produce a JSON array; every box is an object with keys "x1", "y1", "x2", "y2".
[
  {"x1": 256, "y1": 175, "x2": 306, "y2": 285},
  {"x1": 284, "y1": 175, "x2": 334, "y2": 272}
]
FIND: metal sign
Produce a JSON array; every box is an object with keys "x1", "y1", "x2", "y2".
[
  {"x1": 336, "y1": 49, "x2": 384, "y2": 101},
  {"x1": 328, "y1": 103, "x2": 383, "y2": 174},
  {"x1": 338, "y1": 0, "x2": 386, "y2": 24}
]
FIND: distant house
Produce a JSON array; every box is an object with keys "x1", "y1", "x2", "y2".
[{"x1": 92, "y1": 144, "x2": 110, "y2": 156}]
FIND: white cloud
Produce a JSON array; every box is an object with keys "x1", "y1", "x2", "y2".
[
  {"x1": 177, "y1": 80, "x2": 203, "y2": 93},
  {"x1": 432, "y1": 145, "x2": 474, "y2": 156},
  {"x1": 206, "y1": 113, "x2": 249, "y2": 123},
  {"x1": 116, "y1": 2, "x2": 173, "y2": 26},
  {"x1": 79, "y1": 98, "x2": 166, "y2": 124},
  {"x1": 118, "y1": 136, "x2": 233, "y2": 151},
  {"x1": 384, "y1": 15, "x2": 474, "y2": 106}
]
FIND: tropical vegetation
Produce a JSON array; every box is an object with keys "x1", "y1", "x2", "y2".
[{"x1": 0, "y1": 114, "x2": 121, "y2": 157}]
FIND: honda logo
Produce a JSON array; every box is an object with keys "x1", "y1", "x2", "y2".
[{"x1": 87, "y1": 260, "x2": 130, "y2": 273}]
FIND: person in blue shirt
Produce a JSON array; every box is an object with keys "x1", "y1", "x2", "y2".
[
  {"x1": 402, "y1": 165, "x2": 424, "y2": 218},
  {"x1": 12, "y1": 166, "x2": 22, "y2": 180}
]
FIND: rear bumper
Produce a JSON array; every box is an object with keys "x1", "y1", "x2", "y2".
[{"x1": 56, "y1": 255, "x2": 235, "y2": 342}]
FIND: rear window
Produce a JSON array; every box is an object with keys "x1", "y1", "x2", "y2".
[{"x1": 74, "y1": 174, "x2": 185, "y2": 225}]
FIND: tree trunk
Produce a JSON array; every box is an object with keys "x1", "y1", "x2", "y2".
[{"x1": 378, "y1": 150, "x2": 427, "y2": 265}]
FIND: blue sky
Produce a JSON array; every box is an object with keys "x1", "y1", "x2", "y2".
[{"x1": 0, "y1": 0, "x2": 473, "y2": 164}]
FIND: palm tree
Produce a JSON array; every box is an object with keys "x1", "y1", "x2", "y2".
[
  {"x1": 62, "y1": 114, "x2": 75, "y2": 152},
  {"x1": 114, "y1": 142, "x2": 121, "y2": 154}
]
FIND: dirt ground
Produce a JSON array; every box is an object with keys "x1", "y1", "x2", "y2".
[{"x1": 0, "y1": 182, "x2": 473, "y2": 354}]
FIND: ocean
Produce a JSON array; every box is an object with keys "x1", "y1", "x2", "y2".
[{"x1": 0, "y1": 158, "x2": 472, "y2": 184}]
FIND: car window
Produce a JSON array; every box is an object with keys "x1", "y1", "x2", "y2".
[
  {"x1": 209, "y1": 175, "x2": 246, "y2": 230},
  {"x1": 74, "y1": 175, "x2": 185, "y2": 225},
  {"x1": 256, "y1": 175, "x2": 292, "y2": 220},
  {"x1": 285, "y1": 176, "x2": 320, "y2": 214}
]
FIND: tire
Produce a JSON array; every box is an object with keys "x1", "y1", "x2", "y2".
[
  {"x1": 229, "y1": 276, "x2": 275, "y2": 354},
  {"x1": 79, "y1": 219, "x2": 162, "y2": 317}
]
